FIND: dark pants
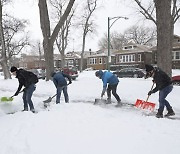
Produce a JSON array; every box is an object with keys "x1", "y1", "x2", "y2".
[
  {"x1": 22, "y1": 84, "x2": 36, "y2": 110},
  {"x1": 107, "y1": 84, "x2": 121, "y2": 102},
  {"x1": 158, "y1": 84, "x2": 173, "y2": 113},
  {"x1": 56, "y1": 86, "x2": 69, "y2": 103}
]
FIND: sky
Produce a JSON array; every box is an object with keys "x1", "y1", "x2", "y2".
[
  {"x1": 6, "y1": 0, "x2": 180, "y2": 52},
  {"x1": 0, "y1": 70, "x2": 180, "y2": 154}
]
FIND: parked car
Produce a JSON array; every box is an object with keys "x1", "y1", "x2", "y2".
[
  {"x1": 172, "y1": 75, "x2": 180, "y2": 86},
  {"x1": 62, "y1": 67, "x2": 78, "y2": 80},
  {"x1": 113, "y1": 68, "x2": 145, "y2": 78},
  {"x1": 28, "y1": 69, "x2": 46, "y2": 80}
]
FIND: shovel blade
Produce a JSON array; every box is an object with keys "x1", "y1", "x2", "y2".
[
  {"x1": 94, "y1": 98, "x2": 107, "y2": 104},
  {"x1": 135, "y1": 99, "x2": 155, "y2": 111},
  {"x1": 43, "y1": 97, "x2": 52, "y2": 103},
  {"x1": 1, "y1": 97, "x2": 14, "y2": 102}
]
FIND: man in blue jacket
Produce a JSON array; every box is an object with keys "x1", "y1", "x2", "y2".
[
  {"x1": 95, "y1": 70, "x2": 121, "y2": 105},
  {"x1": 51, "y1": 71, "x2": 72, "y2": 104}
]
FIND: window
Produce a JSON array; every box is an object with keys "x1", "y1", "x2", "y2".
[
  {"x1": 119, "y1": 54, "x2": 135, "y2": 63},
  {"x1": 99, "y1": 58, "x2": 102, "y2": 64},
  {"x1": 172, "y1": 51, "x2": 180, "y2": 60},
  {"x1": 89, "y1": 58, "x2": 97, "y2": 64},
  {"x1": 138, "y1": 54, "x2": 141, "y2": 62}
]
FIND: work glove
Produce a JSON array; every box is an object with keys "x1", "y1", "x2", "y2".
[
  {"x1": 101, "y1": 88, "x2": 106, "y2": 97},
  {"x1": 148, "y1": 90, "x2": 153, "y2": 96},
  {"x1": 14, "y1": 91, "x2": 19, "y2": 96},
  {"x1": 69, "y1": 81, "x2": 72, "y2": 85}
]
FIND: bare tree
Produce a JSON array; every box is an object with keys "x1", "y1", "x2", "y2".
[
  {"x1": 133, "y1": 0, "x2": 180, "y2": 76},
  {"x1": 98, "y1": 32, "x2": 128, "y2": 50},
  {"x1": 124, "y1": 25, "x2": 156, "y2": 46},
  {"x1": 0, "y1": 1, "x2": 29, "y2": 79},
  {"x1": 38, "y1": 0, "x2": 75, "y2": 80},
  {"x1": 79, "y1": 0, "x2": 97, "y2": 72},
  {"x1": 49, "y1": 0, "x2": 75, "y2": 68}
]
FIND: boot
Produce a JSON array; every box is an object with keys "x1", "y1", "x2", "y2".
[
  {"x1": 116, "y1": 99, "x2": 122, "y2": 107},
  {"x1": 106, "y1": 98, "x2": 111, "y2": 104},
  {"x1": 30, "y1": 109, "x2": 36, "y2": 113},
  {"x1": 156, "y1": 110, "x2": 163, "y2": 118},
  {"x1": 164, "y1": 108, "x2": 175, "y2": 117},
  {"x1": 22, "y1": 108, "x2": 28, "y2": 112}
]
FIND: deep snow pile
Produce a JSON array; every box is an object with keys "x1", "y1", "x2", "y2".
[{"x1": 0, "y1": 70, "x2": 180, "y2": 154}]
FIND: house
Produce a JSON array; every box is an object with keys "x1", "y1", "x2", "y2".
[
  {"x1": 18, "y1": 54, "x2": 46, "y2": 69},
  {"x1": 87, "y1": 49, "x2": 116, "y2": 70},
  {"x1": 112, "y1": 42, "x2": 152, "y2": 70}
]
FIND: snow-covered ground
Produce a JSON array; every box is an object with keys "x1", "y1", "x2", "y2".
[{"x1": 0, "y1": 70, "x2": 180, "y2": 154}]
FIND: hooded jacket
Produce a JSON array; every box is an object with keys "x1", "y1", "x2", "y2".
[{"x1": 98, "y1": 70, "x2": 119, "y2": 89}]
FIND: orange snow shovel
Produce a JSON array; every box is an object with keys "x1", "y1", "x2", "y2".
[{"x1": 135, "y1": 83, "x2": 156, "y2": 111}]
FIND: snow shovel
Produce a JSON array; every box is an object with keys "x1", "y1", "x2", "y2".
[
  {"x1": 43, "y1": 94, "x2": 57, "y2": 103},
  {"x1": 0, "y1": 90, "x2": 23, "y2": 102},
  {"x1": 94, "y1": 97, "x2": 107, "y2": 105},
  {"x1": 43, "y1": 84, "x2": 70, "y2": 104},
  {"x1": 134, "y1": 83, "x2": 156, "y2": 111}
]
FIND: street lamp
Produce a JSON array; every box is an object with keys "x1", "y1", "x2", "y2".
[{"x1": 107, "y1": 16, "x2": 128, "y2": 71}]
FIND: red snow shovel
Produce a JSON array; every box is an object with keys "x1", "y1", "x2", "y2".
[{"x1": 135, "y1": 83, "x2": 156, "y2": 111}]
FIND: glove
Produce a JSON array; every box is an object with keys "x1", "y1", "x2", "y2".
[
  {"x1": 101, "y1": 88, "x2": 106, "y2": 97},
  {"x1": 69, "y1": 81, "x2": 72, "y2": 85},
  {"x1": 148, "y1": 90, "x2": 153, "y2": 96},
  {"x1": 14, "y1": 91, "x2": 19, "y2": 96}
]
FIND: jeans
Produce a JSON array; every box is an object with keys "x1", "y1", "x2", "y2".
[
  {"x1": 158, "y1": 84, "x2": 173, "y2": 113},
  {"x1": 23, "y1": 84, "x2": 36, "y2": 110},
  {"x1": 107, "y1": 84, "x2": 121, "y2": 102},
  {"x1": 56, "y1": 85, "x2": 69, "y2": 103}
]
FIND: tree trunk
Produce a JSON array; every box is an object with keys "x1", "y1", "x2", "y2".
[
  {"x1": 38, "y1": 0, "x2": 75, "y2": 80},
  {"x1": 0, "y1": 1, "x2": 11, "y2": 79},
  {"x1": 80, "y1": 33, "x2": 86, "y2": 72},
  {"x1": 155, "y1": 0, "x2": 172, "y2": 76}
]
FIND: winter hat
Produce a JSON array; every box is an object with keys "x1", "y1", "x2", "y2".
[
  {"x1": 51, "y1": 72, "x2": 56, "y2": 77},
  {"x1": 145, "y1": 64, "x2": 154, "y2": 72},
  {"x1": 95, "y1": 70, "x2": 103, "y2": 78},
  {"x1": 10, "y1": 66, "x2": 18, "y2": 72}
]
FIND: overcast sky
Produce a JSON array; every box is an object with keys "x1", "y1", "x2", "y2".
[{"x1": 7, "y1": 0, "x2": 180, "y2": 52}]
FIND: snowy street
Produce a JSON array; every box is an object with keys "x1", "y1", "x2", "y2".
[{"x1": 0, "y1": 70, "x2": 180, "y2": 154}]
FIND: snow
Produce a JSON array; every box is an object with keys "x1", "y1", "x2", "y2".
[{"x1": 0, "y1": 70, "x2": 180, "y2": 154}]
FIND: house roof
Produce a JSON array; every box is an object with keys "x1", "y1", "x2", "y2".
[{"x1": 115, "y1": 42, "x2": 151, "y2": 54}]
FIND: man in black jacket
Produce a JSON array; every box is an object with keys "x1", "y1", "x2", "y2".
[
  {"x1": 145, "y1": 64, "x2": 175, "y2": 118},
  {"x1": 10, "y1": 66, "x2": 37, "y2": 113}
]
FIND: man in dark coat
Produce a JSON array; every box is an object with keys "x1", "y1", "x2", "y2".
[
  {"x1": 95, "y1": 70, "x2": 121, "y2": 106},
  {"x1": 145, "y1": 64, "x2": 175, "y2": 118},
  {"x1": 51, "y1": 71, "x2": 72, "y2": 104},
  {"x1": 10, "y1": 66, "x2": 37, "y2": 113}
]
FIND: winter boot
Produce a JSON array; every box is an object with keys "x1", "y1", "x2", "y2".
[
  {"x1": 30, "y1": 109, "x2": 36, "y2": 113},
  {"x1": 164, "y1": 108, "x2": 175, "y2": 117},
  {"x1": 116, "y1": 99, "x2": 122, "y2": 107},
  {"x1": 156, "y1": 110, "x2": 163, "y2": 118},
  {"x1": 22, "y1": 108, "x2": 28, "y2": 112},
  {"x1": 106, "y1": 98, "x2": 111, "y2": 104}
]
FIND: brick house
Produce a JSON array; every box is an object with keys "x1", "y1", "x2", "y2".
[
  {"x1": 18, "y1": 54, "x2": 45, "y2": 69},
  {"x1": 113, "y1": 42, "x2": 152, "y2": 70},
  {"x1": 87, "y1": 49, "x2": 116, "y2": 70}
]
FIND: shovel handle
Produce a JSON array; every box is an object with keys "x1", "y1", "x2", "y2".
[{"x1": 145, "y1": 82, "x2": 155, "y2": 102}]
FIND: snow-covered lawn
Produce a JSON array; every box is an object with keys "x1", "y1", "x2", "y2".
[{"x1": 0, "y1": 70, "x2": 180, "y2": 154}]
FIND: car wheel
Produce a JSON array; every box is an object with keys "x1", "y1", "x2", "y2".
[
  {"x1": 133, "y1": 74, "x2": 138, "y2": 78},
  {"x1": 172, "y1": 81, "x2": 180, "y2": 86}
]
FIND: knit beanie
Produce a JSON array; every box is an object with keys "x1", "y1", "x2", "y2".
[
  {"x1": 145, "y1": 64, "x2": 154, "y2": 72},
  {"x1": 10, "y1": 66, "x2": 18, "y2": 72}
]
